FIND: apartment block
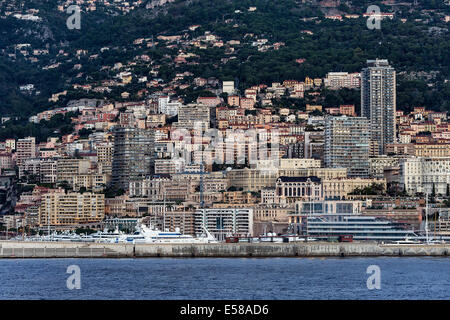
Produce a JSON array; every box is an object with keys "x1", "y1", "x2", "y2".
[
  {"x1": 400, "y1": 157, "x2": 450, "y2": 195},
  {"x1": 194, "y1": 208, "x2": 253, "y2": 241},
  {"x1": 361, "y1": 59, "x2": 396, "y2": 155},
  {"x1": 324, "y1": 72, "x2": 360, "y2": 89},
  {"x1": 16, "y1": 137, "x2": 36, "y2": 166},
  {"x1": 57, "y1": 158, "x2": 91, "y2": 185},
  {"x1": 322, "y1": 178, "x2": 386, "y2": 199},
  {"x1": 174, "y1": 104, "x2": 210, "y2": 130},
  {"x1": 97, "y1": 142, "x2": 114, "y2": 175},
  {"x1": 324, "y1": 116, "x2": 370, "y2": 177},
  {"x1": 369, "y1": 156, "x2": 400, "y2": 179},
  {"x1": 158, "y1": 96, "x2": 181, "y2": 116},
  {"x1": 38, "y1": 192, "x2": 105, "y2": 226},
  {"x1": 111, "y1": 126, "x2": 155, "y2": 190}
]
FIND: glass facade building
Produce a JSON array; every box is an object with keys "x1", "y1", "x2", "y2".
[{"x1": 324, "y1": 116, "x2": 370, "y2": 178}]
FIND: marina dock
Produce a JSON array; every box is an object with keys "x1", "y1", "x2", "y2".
[{"x1": 1, "y1": 241, "x2": 449, "y2": 258}]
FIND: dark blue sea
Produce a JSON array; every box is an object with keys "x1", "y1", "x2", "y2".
[{"x1": 0, "y1": 257, "x2": 449, "y2": 300}]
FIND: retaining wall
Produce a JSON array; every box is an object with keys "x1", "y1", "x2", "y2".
[{"x1": 0, "y1": 241, "x2": 449, "y2": 258}]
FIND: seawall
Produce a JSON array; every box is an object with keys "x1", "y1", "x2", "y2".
[{"x1": 1, "y1": 241, "x2": 449, "y2": 258}]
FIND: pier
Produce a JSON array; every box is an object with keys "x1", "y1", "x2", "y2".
[{"x1": 0, "y1": 241, "x2": 449, "y2": 258}]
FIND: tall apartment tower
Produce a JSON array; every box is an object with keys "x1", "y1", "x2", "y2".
[
  {"x1": 361, "y1": 59, "x2": 396, "y2": 155},
  {"x1": 16, "y1": 137, "x2": 36, "y2": 166},
  {"x1": 111, "y1": 126, "x2": 155, "y2": 190},
  {"x1": 324, "y1": 116, "x2": 370, "y2": 178}
]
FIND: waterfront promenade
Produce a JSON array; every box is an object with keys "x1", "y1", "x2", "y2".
[{"x1": 1, "y1": 241, "x2": 450, "y2": 258}]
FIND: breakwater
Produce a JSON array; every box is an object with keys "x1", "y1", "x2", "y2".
[{"x1": 1, "y1": 241, "x2": 449, "y2": 258}]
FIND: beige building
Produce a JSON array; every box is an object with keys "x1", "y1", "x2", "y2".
[
  {"x1": 154, "y1": 158, "x2": 185, "y2": 175},
  {"x1": 255, "y1": 158, "x2": 321, "y2": 170},
  {"x1": 385, "y1": 143, "x2": 415, "y2": 156},
  {"x1": 226, "y1": 167, "x2": 347, "y2": 192},
  {"x1": 414, "y1": 143, "x2": 450, "y2": 157},
  {"x1": 253, "y1": 205, "x2": 291, "y2": 222},
  {"x1": 0, "y1": 152, "x2": 13, "y2": 170},
  {"x1": 105, "y1": 195, "x2": 134, "y2": 217},
  {"x1": 146, "y1": 114, "x2": 166, "y2": 128},
  {"x1": 39, "y1": 192, "x2": 105, "y2": 226},
  {"x1": 188, "y1": 192, "x2": 223, "y2": 205},
  {"x1": 275, "y1": 176, "x2": 323, "y2": 204},
  {"x1": 16, "y1": 137, "x2": 36, "y2": 166},
  {"x1": 39, "y1": 159, "x2": 58, "y2": 184},
  {"x1": 72, "y1": 174, "x2": 109, "y2": 192},
  {"x1": 159, "y1": 211, "x2": 195, "y2": 235},
  {"x1": 322, "y1": 178, "x2": 386, "y2": 199},
  {"x1": 97, "y1": 142, "x2": 114, "y2": 175},
  {"x1": 203, "y1": 177, "x2": 228, "y2": 193},
  {"x1": 129, "y1": 177, "x2": 194, "y2": 201},
  {"x1": 222, "y1": 191, "x2": 256, "y2": 204},
  {"x1": 57, "y1": 158, "x2": 91, "y2": 185}
]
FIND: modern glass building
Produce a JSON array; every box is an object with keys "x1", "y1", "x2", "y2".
[
  {"x1": 324, "y1": 116, "x2": 370, "y2": 177},
  {"x1": 304, "y1": 215, "x2": 416, "y2": 241},
  {"x1": 289, "y1": 200, "x2": 417, "y2": 241}
]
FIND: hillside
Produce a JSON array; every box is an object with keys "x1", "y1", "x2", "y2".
[{"x1": 0, "y1": 0, "x2": 449, "y2": 117}]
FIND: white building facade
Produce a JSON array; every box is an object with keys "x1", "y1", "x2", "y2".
[
  {"x1": 194, "y1": 208, "x2": 253, "y2": 241},
  {"x1": 400, "y1": 157, "x2": 450, "y2": 195}
]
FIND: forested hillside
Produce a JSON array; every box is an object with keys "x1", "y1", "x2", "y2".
[{"x1": 0, "y1": 0, "x2": 449, "y2": 117}]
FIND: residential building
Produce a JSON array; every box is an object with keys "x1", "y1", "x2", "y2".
[
  {"x1": 322, "y1": 177, "x2": 386, "y2": 199},
  {"x1": 16, "y1": 137, "x2": 36, "y2": 166},
  {"x1": 222, "y1": 81, "x2": 235, "y2": 94},
  {"x1": 400, "y1": 157, "x2": 450, "y2": 195},
  {"x1": 226, "y1": 167, "x2": 347, "y2": 192},
  {"x1": 38, "y1": 192, "x2": 105, "y2": 226},
  {"x1": 111, "y1": 126, "x2": 155, "y2": 190},
  {"x1": 369, "y1": 156, "x2": 400, "y2": 179},
  {"x1": 56, "y1": 158, "x2": 90, "y2": 185},
  {"x1": 0, "y1": 152, "x2": 14, "y2": 171},
  {"x1": 414, "y1": 143, "x2": 450, "y2": 158},
  {"x1": 194, "y1": 208, "x2": 253, "y2": 241},
  {"x1": 97, "y1": 142, "x2": 114, "y2": 175},
  {"x1": 175, "y1": 104, "x2": 210, "y2": 130},
  {"x1": 324, "y1": 72, "x2": 360, "y2": 89},
  {"x1": 158, "y1": 96, "x2": 181, "y2": 116},
  {"x1": 324, "y1": 116, "x2": 370, "y2": 177},
  {"x1": 361, "y1": 59, "x2": 396, "y2": 154}
]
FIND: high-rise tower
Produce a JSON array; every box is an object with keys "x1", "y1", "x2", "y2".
[
  {"x1": 111, "y1": 126, "x2": 155, "y2": 190},
  {"x1": 324, "y1": 116, "x2": 370, "y2": 178},
  {"x1": 361, "y1": 59, "x2": 396, "y2": 155}
]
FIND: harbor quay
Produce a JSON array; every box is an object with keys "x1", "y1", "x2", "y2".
[{"x1": 1, "y1": 241, "x2": 450, "y2": 258}]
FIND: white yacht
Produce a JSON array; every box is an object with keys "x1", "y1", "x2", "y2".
[{"x1": 114, "y1": 223, "x2": 218, "y2": 244}]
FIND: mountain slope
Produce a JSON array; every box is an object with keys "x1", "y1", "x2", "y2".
[{"x1": 0, "y1": 0, "x2": 449, "y2": 117}]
